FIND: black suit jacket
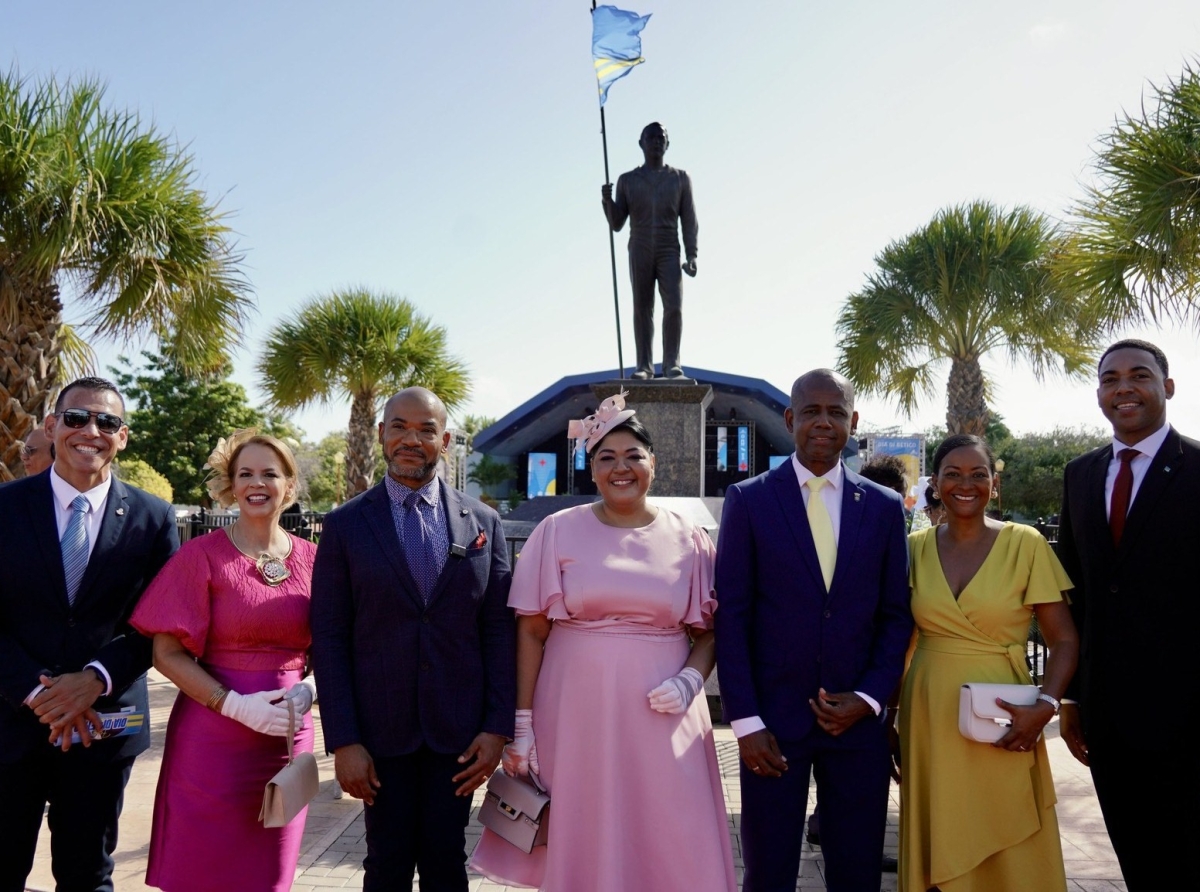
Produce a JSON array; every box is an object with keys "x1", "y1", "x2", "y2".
[
  {"x1": 310, "y1": 478, "x2": 515, "y2": 757},
  {"x1": 0, "y1": 471, "x2": 179, "y2": 762},
  {"x1": 1057, "y1": 426, "x2": 1199, "y2": 750}
]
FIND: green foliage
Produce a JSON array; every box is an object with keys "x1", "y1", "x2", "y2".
[
  {"x1": 115, "y1": 457, "x2": 173, "y2": 503},
  {"x1": 837, "y1": 201, "x2": 1099, "y2": 434},
  {"x1": 294, "y1": 432, "x2": 350, "y2": 511},
  {"x1": 0, "y1": 70, "x2": 252, "y2": 374},
  {"x1": 1056, "y1": 59, "x2": 1200, "y2": 327},
  {"x1": 995, "y1": 427, "x2": 1109, "y2": 520},
  {"x1": 468, "y1": 454, "x2": 515, "y2": 497},
  {"x1": 257, "y1": 287, "x2": 470, "y2": 494},
  {"x1": 457, "y1": 414, "x2": 497, "y2": 453},
  {"x1": 111, "y1": 352, "x2": 270, "y2": 505}
]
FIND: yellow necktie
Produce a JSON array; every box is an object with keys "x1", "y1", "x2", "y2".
[{"x1": 806, "y1": 477, "x2": 836, "y2": 590}]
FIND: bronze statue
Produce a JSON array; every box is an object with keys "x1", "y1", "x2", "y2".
[{"x1": 601, "y1": 122, "x2": 698, "y2": 380}]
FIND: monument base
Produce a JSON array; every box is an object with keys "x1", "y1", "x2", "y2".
[{"x1": 592, "y1": 379, "x2": 713, "y2": 497}]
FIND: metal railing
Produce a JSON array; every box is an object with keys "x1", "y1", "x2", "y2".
[{"x1": 175, "y1": 508, "x2": 325, "y2": 544}]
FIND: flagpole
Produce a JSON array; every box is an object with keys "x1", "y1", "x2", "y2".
[{"x1": 594, "y1": 2, "x2": 625, "y2": 379}]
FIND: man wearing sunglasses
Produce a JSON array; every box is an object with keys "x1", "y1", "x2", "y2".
[
  {"x1": 0, "y1": 376, "x2": 178, "y2": 892},
  {"x1": 19, "y1": 427, "x2": 55, "y2": 477}
]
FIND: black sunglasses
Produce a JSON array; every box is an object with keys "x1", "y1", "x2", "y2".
[{"x1": 56, "y1": 409, "x2": 125, "y2": 434}]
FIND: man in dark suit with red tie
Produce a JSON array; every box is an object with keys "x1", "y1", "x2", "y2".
[{"x1": 1056, "y1": 339, "x2": 1199, "y2": 892}]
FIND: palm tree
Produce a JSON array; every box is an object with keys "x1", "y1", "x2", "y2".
[
  {"x1": 836, "y1": 201, "x2": 1098, "y2": 436},
  {"x1": 257, "y1": 288, "x2": 470, "y2": 494},
  {"x1": 0, "y1": 71, "x2": 251, "y2": 480},
  {"x1": 1054, "y1": 60, "x2": 1200, "y2": 326}
]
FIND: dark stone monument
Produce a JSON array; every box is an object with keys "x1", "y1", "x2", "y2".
[
  {"x1": 592, "y1": 379, "x2": 712, "y2": 497},
  {"x1": 601, "y1": 122, "x2": 698, "y2": 381}
]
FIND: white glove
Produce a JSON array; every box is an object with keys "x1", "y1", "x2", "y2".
[
  {"x1": 502, "y1": 709, "x2": 540, "y2": 776},
  {"x1": 647, "y1": 667, "x2": 705, "y2": 715},
  {"x1": 284, "y1": 678, "x2": 317, "y2": 716},
  {"x1": 220, "y1": 688, "x2": 291, "y2": 736}
]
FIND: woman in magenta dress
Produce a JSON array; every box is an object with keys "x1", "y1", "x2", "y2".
[
  {"x1": 131, "y1": 431, "x2": 317, "y2": 892},
  {"x1": 470, "y1": 395, "x2": 736, "y2": 892}
]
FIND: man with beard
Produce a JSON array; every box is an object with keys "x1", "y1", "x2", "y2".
[{"x1": 310, "y1": 387, "x2": 514, "y2": 891}]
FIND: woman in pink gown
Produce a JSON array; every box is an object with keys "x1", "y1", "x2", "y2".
[
  {"x1": 470, "y1": 396, "x2": 737, "y2": 892},
  {"x1": 130, "y1": 431, "x2": 317, "y2": 892}
]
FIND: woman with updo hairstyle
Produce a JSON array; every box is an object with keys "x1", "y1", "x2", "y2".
[
  {"x1": 471, "y1": 393, "x2": 736, "y2": 891},
  {"x1": 897, "y1": 434, "x2": 1079, "y2": 892},
  {"x1": 131, "y1": 430, "x2": 318, "y2": 891}
]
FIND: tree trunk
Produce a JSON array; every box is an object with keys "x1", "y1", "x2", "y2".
[
  {"x1": 346, "y1": 390, "x2": 378, "y2": 496},
  {"x1": 0, "y1": 274, "x2": 64, "y2": 481},
  {"x1": 945, "y1": 356, "x2": 988, "y2": 436}
]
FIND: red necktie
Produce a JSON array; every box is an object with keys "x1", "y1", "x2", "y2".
[{"x1": 1109, "y1": 448, "x2": 1138, "y2": 545}]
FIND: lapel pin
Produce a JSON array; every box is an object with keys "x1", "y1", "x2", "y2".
[
  {"x1": 1164, "y1": 466, "x2": 1172, "y2": 473},
  {"x1": 460, "y1": 508, "x2": 469, "y2": 516},
  {"x1": 854, "y1": 492, "x2": 861, "y2": 502},
  {"x1": 115, "y1": 508, "x2": 125, "y2": 516}
]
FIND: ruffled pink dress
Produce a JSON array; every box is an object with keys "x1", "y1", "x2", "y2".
[
  {"x1": 130, "y1": 530, "x2": 316, "y2": 892},
  {"x1": 469, "y1": 505, "x2": 736, "y2": 892}
]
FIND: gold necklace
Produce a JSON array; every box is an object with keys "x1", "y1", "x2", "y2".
[{"x1": 226, "y1": 524, "x2": 293, "y2": 587}]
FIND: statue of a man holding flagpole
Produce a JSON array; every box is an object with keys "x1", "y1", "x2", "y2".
[{"x1": 601, "y1": 122, "x2": 698, "y2": 380}]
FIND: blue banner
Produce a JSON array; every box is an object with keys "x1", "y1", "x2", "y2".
[
  {"x1": 737, "y1": 425, "x2": 749, "y2": 472},
  {"x1": 528, "y1": 453, "x2": 557, "y2": 498},
  {"x1": 716, "y1": 427, "x2": 728, "y2": 472},
  {"x1": 592, "y1": 6, "x2": 651, "y2": 106}
]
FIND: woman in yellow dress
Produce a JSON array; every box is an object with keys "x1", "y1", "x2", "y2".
[{"x1": 898, "y1": 434, "x2": 1078, "y2": 891}]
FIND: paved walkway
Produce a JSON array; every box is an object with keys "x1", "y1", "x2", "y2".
[{"x1": 26, "y1": 673, "x2": 1127, "y2": 891}]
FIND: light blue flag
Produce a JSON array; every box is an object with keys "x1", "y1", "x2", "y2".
[{"x1": 592, "y1": 5, "x2": 651, "y2": 107}]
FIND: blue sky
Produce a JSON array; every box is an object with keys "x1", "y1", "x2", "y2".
[{"x1": 9, "y1": 1, "x2": 1200, "y2": 442}]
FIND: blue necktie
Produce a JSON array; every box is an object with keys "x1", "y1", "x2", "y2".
[
  {"x1": 402, "y1": 489, "x2": 437, "y2": 602},
  {"x1": 61, "y1": 495, "x2": 90, "y2": 605}
]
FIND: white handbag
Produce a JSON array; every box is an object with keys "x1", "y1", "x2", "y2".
[
  {"x1": 958, "y1": 683, "x2": 1039, "y2": 743},
  {"x1": 259, "y1": 698, "x2": 319, "y2": 827}
]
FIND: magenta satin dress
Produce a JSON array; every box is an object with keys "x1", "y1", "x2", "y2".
[
  {"x1": 469, "y1": 505, "x2": 736, "y2": 892},
  {"x1": 130, "y1": 530, "x2": 316, "y2": 892}
]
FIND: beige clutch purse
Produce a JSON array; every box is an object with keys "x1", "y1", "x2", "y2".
[
  {"x1": 958, "y1": 683, "x2": 1039, "y2": 743},
  {"x1": 259, "y1": 697, "x2": 319, "y2": 828}
]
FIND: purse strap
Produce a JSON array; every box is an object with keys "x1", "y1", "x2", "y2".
[{"x1": 284, "y1": 696, "x2": 296, "y2": 765}]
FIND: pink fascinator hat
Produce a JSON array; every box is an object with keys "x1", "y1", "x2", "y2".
[{"x1": 567, "y1": 391, "x2": 636, "y2": 455}]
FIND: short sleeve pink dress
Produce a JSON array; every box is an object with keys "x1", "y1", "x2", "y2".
[
  {"x1": 130, "y1": 530, "x2": 316, "y2": 892},
  {"x1": 469, "y1": 504, "x2": 736, "y2": 891}
]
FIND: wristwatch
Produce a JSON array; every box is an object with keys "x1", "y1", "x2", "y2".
[{"x1": 1036, "y1": 692, "x2": 1061, "y2": 715}]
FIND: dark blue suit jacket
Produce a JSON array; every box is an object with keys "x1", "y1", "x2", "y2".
[
  {"x1": 310, "y1": 478, "x2": 516, "y2": 757},
  {"x1": 714, "y1": 460, "x2": 912, "y2": 742},
  {"x1": 0, "y1": 471, "x2": 178, "y2": 763}
]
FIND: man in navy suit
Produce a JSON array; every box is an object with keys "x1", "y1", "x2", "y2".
[
  {"x1": 714, "y1": 369, "x2": 912, "y2": 892},
  {"x1": 311, "y1": 387, "x2": 515, "y2": 892},
  {"x1": 0, "y1": 377, "x2": 178, "y2": 892},
  {"x1": 1056, "y1": 340, "x2": 1199, "y2": 891}
]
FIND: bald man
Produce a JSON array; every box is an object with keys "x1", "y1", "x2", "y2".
[
  {"x1": 310, "y1": 388, "x2": 515, "y2": 891},
  {"x1": 20, "y1": 428, "x2": 54, "y2": 477},
  {"x1": 714, "y1": 370, "x2": 912, "y2": 892}
]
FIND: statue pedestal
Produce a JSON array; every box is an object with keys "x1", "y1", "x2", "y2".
[{"x1": 591, "y1": 379, "x2": 713, "y2": 497}]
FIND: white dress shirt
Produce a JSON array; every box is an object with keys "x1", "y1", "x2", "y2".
[
  {"x1": 1105, "y1": 423, "x2": 1170, "y2": 520},
  {"x1": 25, "y1": 469, "x2": 116, "y2": 704},
  {"x1": 731, "y1": 458, "x2": 880, "y2": 739}
]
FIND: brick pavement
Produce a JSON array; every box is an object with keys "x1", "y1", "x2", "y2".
[{"x1": 26, "y1": 674, "x2": 1127, "y2": 891}]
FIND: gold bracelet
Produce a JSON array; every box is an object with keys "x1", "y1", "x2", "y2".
[{"x1": 205, "y1": 684, "x2": 229, "y2": 712}]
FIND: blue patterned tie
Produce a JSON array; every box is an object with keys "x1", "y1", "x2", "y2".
[
  {"x1": 61, "y1": 495, "x2": 90, "y2": 605},
  {"x1": 402, "y1": 489, "x2": 437, "y2": 602}
]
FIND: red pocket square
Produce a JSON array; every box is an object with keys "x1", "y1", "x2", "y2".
[{"x1": 472, "y1": 531, "x2": 487, "y2": 548}]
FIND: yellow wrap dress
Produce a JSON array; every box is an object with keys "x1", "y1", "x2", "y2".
[{"x1": 898, "y1": 523, "x2": 1070, "y2": 892}]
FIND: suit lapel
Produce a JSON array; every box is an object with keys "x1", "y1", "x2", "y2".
[
  {"x1": 27, "y1": 475, "x2": 71, "y2": 613},
  {"x1": 362, "y1": 483, "x2": 424, "y2": 608},
  {"x1": 1116, "y1": 428, "x2": 1184, "y2": 564},
  {"x1": 830, "y1": 470, "x2": 866, "y2": 601},
  {"x1": 73, "y1": 478, "x2": 130, "y2": 608},
  {"x1": 1084, "y1": 445, "x2": 1114, "y2": 561},
  {"x1": 768, "y1": 462, "x2": 826, "y2": 592},
  {"x1": 427, "y1": 482, "x2": 479, "y2": 607}
]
